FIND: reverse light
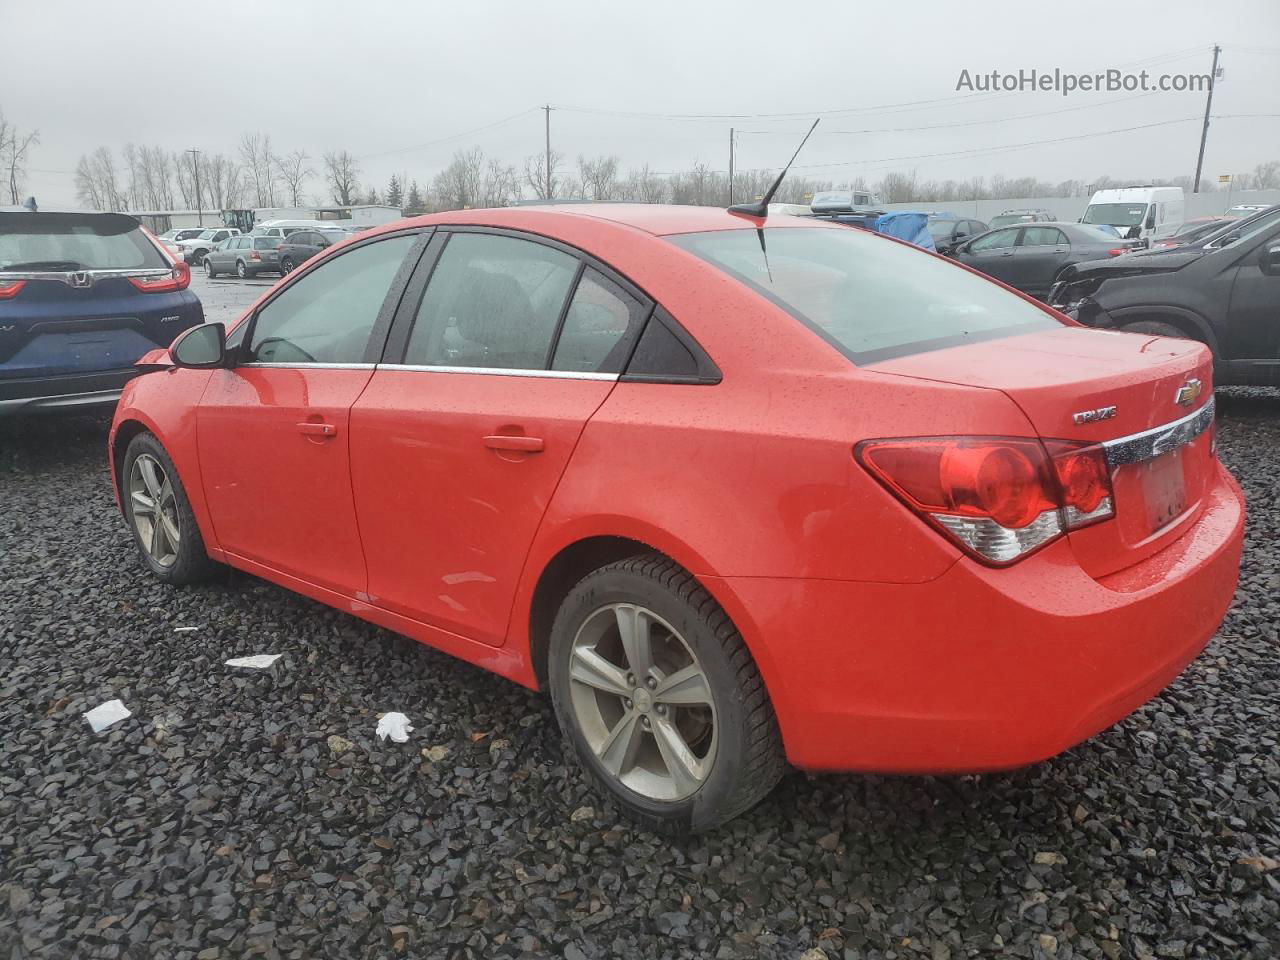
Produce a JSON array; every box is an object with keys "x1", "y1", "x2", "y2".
[
  {"x1": 129, "y1": 261, "x2": 191, "y2": 293},
  {"x1": 0, "y1": 279, "x2": 26, "y2": 299},
  {"x1": 856, "y1": 436, "x2": 1115, "y2": 565}
]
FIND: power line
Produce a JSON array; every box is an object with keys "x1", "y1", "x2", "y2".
[{"x1": 356, "y1": 108, "x2": 538, "y2": 160}]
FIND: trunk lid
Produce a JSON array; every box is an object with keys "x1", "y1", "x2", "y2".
[{"x1": 869, "y1": 326, "x2": 1216, "y2": 577}]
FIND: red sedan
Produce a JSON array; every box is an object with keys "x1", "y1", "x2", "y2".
[{"x1": 109, "y1": 205, "x2": 1244, "y2": 833}]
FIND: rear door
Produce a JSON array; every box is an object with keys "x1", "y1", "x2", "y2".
[
  {"x1": 1012, "y1": 226, "x2": 1071, "y2": 297},
  {"x1": 197, "y1": 230, "x2": 424, "y2": 595},
  {"x1": 349, "y1": 229, "x2": 650, "y2": 645}
]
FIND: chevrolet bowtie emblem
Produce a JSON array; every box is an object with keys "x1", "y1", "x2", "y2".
[{"x1": 1175, "y1": 379, "x2": 1203, "y2": 407}]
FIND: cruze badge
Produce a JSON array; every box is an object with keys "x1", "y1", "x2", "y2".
[
  {"x1": 1175, "y1": 378, "x2": 1202, "y2": 407},
  {"x1": 1072, "y1": 405, "x2": 1117, "y2": 425}
]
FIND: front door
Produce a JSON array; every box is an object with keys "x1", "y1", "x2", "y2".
[
  {"x1": 197, "y1": 231, "x2": 422, "y2": 594},
  {"x1": 1224, "y1": 223, "x2": 1280, "y2": 379},
  {"x1": 1012, "y1": 226, "x2": 1071, "y2": 298},
  {"x1": 350, "y1": 231, "x2": 650, "y2": 645},
  {"x1": 959, "y1": 227, "x2": 1020, "y2": 284}
]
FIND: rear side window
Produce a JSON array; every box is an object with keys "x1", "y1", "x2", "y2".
[
  {"x1": 404, "y1": 233, "x2": 577, "y2": 369},
  {"x1": 1020, "y1": 227, "x2": 1066, "y2": 246},
  {"x1": 669, "y1": 227, "x2": 1059, "y2": 365},
  {"x1": 248, "y1": 235, "x2": 415, "y2": 364},
  {"x1": 551, "y1": 268, "x2": 648, "y2": 373},
  {"x1": 0, "y1": 212, "x2": 167, "y2": 271}
]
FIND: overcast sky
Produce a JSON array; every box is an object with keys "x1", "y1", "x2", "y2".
[{"x1": 4, "y1": 0, "x2": 1279, "y2": 206}]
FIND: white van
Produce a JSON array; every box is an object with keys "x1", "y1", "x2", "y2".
[{"x1": 1082, "y1": 187, "x2": 1184, "y2": 245}]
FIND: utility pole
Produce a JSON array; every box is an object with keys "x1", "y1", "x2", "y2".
[
  {"x1": 543, "y1": 105, "x2": 553, "y2": 200},
  {"x1": 1192, "y1": 44, "x2": 1221, "y2": 194},
  {"x1": 728, "y1": 128, "x2": 735, "y2": 205},
  {"x1": 187, "y1": 148, "x2": 203, "y2": 225}
]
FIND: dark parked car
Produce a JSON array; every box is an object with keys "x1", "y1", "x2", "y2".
[
  {"x1": 0, "y1": 211, "x2": 203, "y2": 414},
  {"x1": 1048, "y1": 206, "x2": 1280, "y2": 387},
  {"x1": 1150, "y1": 217, "x2": 1234, "y2": 250},
  {"x1": 204, "y1": 235, "x2": 283, "y2": 279},
  {"x1": 927, "y1": 217, "x2": 987, "y2": 255},
  {"x1": 276, "y1": 228, "x2": 351, "y2": 273},
  {"x1": 951, "y1": 222, "x2": 1134, "y2": 299}
]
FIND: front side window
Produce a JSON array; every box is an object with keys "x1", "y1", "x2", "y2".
[
  {"x1": 248, "y1": 234, "x2": 415, "y2": 364},
  {"x1": 669, "y1": 226, "x2": 1059, "y2": 365},
  {"x1": 969, "y1": 229, "x2": 1018, "y2": 251},
  {"x1": 551, "y1": 268, "x2": 647, "y2": 373},
  {"x1": 404, "y1": 233, "x2": 577, "y2": 369}
]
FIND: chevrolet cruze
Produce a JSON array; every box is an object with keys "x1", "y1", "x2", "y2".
[{"x1": 108, "y1": 205, "x2": 1244, "y2": 833}]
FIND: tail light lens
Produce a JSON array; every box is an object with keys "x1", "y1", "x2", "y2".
[
  {"x1": 129, "y1": 261, "x2": 191, "y2": 293},
  {"x1": 0, "y1": 279, "x2": 27, "y2": 299},
  {"x1": 250, "y1": 251, "x2": 261, "y2": 260},
  {"x1": 1106, "y1": 247, "x2": 1129, "y2": 257},
  {"x1": 856, "y1": 436, "x2": 1115, "y2": 565}
]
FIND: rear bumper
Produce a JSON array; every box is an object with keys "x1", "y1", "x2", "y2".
[
  {"x1": 0, "y1": 367, "x2": 137, "y2": 415},
  {"x1": 716, "y1": 461, "x2": 1245, "y2": 772}
]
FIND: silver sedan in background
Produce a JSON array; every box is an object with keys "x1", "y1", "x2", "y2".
[{"x1": 204, "y1": 235, "x2": 284, "y2": 279}]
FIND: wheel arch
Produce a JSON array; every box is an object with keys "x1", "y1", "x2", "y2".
[
  {"x1": 111, "y1": 417, "x2": 152, "y2": 509},
  {"x1": 1108, "y1": 304, "x2": 1220, "y2": 356}
]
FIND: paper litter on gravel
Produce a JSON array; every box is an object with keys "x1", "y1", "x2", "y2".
[
  {"x1": 83, "y1": 699, "x2": 131, "y2": 732},
  {"x1": 225, "y1": 654, "x2": 282, "y2": 669},
  {"x1": 376, "y1": 712, "x2": 413, "y2": 742}
]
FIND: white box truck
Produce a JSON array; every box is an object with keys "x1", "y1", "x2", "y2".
[{"x1": 1082, "y1": 186, "x2": 1184, "y2": 245}]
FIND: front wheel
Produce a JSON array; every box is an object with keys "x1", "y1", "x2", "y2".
[
  {"x1": 205, "y1": 259, "x2": 217, "y2": 279},
  {"x1": 1122, "y1": 320, "x2": 1189, "y2": 341},
  {"x1": 122, "y1": 432, "x2": 219, "y2": 585},
  {"x1": 548, "y1": 555, "x2": 786, "y2": 834}
]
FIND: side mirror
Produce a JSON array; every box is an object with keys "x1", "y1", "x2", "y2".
[
  {"x1": 954, "y1": 230, "x2": 968, "y2": 240},
  {"x1": 1263, "y1": 243, "x2": 1280, "y2": 273},
  {"x1": 171, "y1": 322, "x2": 226, "y2": 368}
]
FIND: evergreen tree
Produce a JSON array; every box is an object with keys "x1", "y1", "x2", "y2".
[
  {"x1": 406, "y1": 180, "x2": 423, "y2": 212},
  {"x1": 385, "y1": 174, "x2": 403, "y2": 208},
  {"x1": 364, "y1": 187, "x2": 380, "y2": 205}
]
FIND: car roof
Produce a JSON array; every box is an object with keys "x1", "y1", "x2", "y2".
[{"x1": 400, "y1": 203, "x2": 837, "y2": 238}]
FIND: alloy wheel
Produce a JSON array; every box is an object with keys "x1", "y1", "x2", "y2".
[
  {"x1": 567, "y1": 603, "x2": 717, "y2": 801},
  {"x1": 128, "y1": 454, "x2": 180, "y2": 567}
]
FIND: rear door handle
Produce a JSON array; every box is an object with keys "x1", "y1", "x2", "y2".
[
  {"x1": 483, "y1": 435, "x2": 544, "y2": 453},
  {"x1": 297, "y1": 422, "x2": 337, "y2": 437}
]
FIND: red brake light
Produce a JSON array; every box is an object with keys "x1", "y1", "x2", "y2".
[
  {"x1": 250, "y1": 250, "x2": 261, "y2": 260},
  {"x1": 856, "y1": 436, "x2": 1115, "y2": 565},
  {"x1": 1106, "y1": 247, "x2": 1128, "y2": 257},
  {"x1": 0, "y1": 279, "x2": 26, "y2": 300},
  {"x1": 129, "y1": 261, "x2": 190, "y2": 293}
]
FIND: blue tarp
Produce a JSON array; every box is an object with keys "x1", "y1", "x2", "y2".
[{"x1": 874, "y1": 212, "x2": 936, "y2": 252}]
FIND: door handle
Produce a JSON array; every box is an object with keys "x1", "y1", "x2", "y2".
[
  {"x1": 297, "y1": 421, "x2": 337, "y2": 437},
  {"x1": 483, "y1": 435, "x2": 544, "y2": 452}
]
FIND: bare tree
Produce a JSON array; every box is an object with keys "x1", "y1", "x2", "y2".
[
  {"x1": 275, "y1": 149, "x2": 314, "y2": 207},
  {"x1": 323, "y1": 150, "x2": 360, "y2": 205},
  {"x1": 578, "y1": 155, "x2": 620, "y2": 200},
  {"x1": 239, "y1": 133, "x2": 278, "y2": 207},
  {"x1": 0, "y1": 109, "x2": 39, "y2": 205},
  {"x1": 522, "y1": 149, "x2": 564, "y2": 200},
  {"x1": 432, "y1": 147, "x2": 486, "y2": 210},
  {"x1": 74, "y1": 146, "x2": 126, "y2": 211}
]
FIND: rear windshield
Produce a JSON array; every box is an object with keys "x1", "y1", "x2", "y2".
[
  {"x1": 253, "y1": 237, "x2": 279, "y2": 249},
  {"x1": 0, "y1": 212, "x2": 166, "y2": 271},
  {"x1": 669, "y1": 227, "x2": 1060, "y2": 365}
]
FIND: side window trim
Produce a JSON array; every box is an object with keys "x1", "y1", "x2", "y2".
[
  {"x1": 620, "y1": 306, "x2": 722, "y2": 386},
  {"x1": 234, "y1": 227, "x2": 433, "y2": 368}
]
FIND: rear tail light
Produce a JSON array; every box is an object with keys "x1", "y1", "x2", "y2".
[
  {"x1": 1106, "y1": 247, "x2": 1129, "y2": 257},
  {"x1": 250, "y1": 251, "x2": 261, "y2": 260},
  {"x1": 276, "y1": 244, "x2": 284, "y2": 251},
  {"x1": 0, "y1": 279, "x2": 26, "y2": 299},
  {"x1": 856, "y1": 436, "x2": 1115, "y2": 565},
  {"x1": 129, "y1": 261, "x2": 191, "y2": 293}
]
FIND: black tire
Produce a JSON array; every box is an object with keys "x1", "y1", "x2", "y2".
[
  {"x1": 121, "y1": 432, "x2": 219, "y2": 585},
  {"x1": 1122, "y1": 320, "x2": 1191, "y2": 341},
  {"x1": 191, "y1": 248, "x2": 208, "y2": 266},
  {"x1": 236, "y1": 260, "x2": 248, "y2": 279},
  {"x1": 281, "y1": 256, "x2": 295, "y2": 274},
  {"x1": 548, "y1": 554, "x2": 786, "y2": 835},
  {"x1": 205, "y1": 259, "x2": 218, "y2": 279}
]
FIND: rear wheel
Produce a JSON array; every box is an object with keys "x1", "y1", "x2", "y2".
[
  {"x1": 191, "y1": 248, "x2": 208, "y2": 266},
  {"x1": 236, "y1": 260, "x2": 248, "y2": 279},
  {"x1": 281, "y1": 256, "x2": 295, "y2": 274},
  {"x1": 548, "y1": 554, "x2": 786, "y2": 834},
  {"x1": 122, "y1": 432, "x2": 219, "y2": 585}
]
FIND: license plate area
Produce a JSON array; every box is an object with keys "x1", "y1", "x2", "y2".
[{"x1": 1139, "y1": 447, "x2": 1186, "y2": 535}]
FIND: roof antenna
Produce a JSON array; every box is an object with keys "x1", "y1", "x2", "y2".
[{"x1": 728, "y1": 118, "x2": 820, "y2": 218}]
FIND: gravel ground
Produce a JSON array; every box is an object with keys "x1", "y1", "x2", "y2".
[{"x1": 1, "y1": 390, "x2": 1278, "y2": 960}]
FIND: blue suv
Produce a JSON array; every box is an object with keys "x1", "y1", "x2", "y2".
[{"x1": 0, "y1": 211, "x2": 204, "y2": 415}]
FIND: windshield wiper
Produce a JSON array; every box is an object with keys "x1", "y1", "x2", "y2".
[{"x1": 0, "y1": 260, "x2": 84, "y2": 271}]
